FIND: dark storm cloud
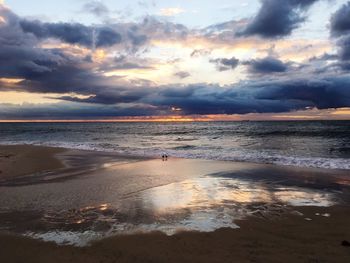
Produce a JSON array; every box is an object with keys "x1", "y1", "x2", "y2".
[
  {"x1": 341, "y1": 62, "x2": 350, "y2": 70},
  {"x1": 17, "y1": 13, "x2": 188, "y2": 52},
  {"x1": 53, "y1": 87, "x2": 149, "y2": 105},
  {"x1": 0, "y1": 5, "x2": 146, "y2": 98},
  {"x1": 151, "y1": 76, "x2": 350, "y2": 115},
  {"x1": 3, "y1": 75, "x2": 350, "y2": 118},
  {"x1": 210, "y1": 57, "x2": 239, "y2": 71},
  {"x1": 337, "y1": 34, "x2": 350, "y2": 61},
  {"x1": 330, "y1": 2, "x2": 350, "y2": 37},
  {"x1": 0, "y1": 102, "x2": 159, "y2": 119},
  {"x1": 1, "y1": 3, "x2": 350, "y2": 119},
  {"x1": 96, "y1": 27, "x2": 122, "y2": 47},
  {"x1": 20, "y1": 20, "x2": 122, "y2": 48},
  {"x1": 0, "y1": 45, "x2": 67, "y2": 79},
  {"x1": 18, "y1": 12, "x2": 189, "y2": 51},
  {"x1": 2, "y1": 4, "x2": 188, "y2": 53},
  {"x1": 159, "y1": 86, "x2": 196, "y2": 98},
  {"x1": 330, "y1": 2, "x2": 350, "y2": 70},
  {"x1": 238, "y1": 0, "x2": 318, "y2": 38},
  {"x1": 0, "y1": 6, "x2": 70, "y2": 82},
  {"x1": 245, "y1": 57, "x2": 289, "y2": 74},
  {"x1": 252, "y1": 77, "x2": 350, "y2": 109},
  {"x1": 0, "y1": 12, "x2": 110, "y2": 95}
]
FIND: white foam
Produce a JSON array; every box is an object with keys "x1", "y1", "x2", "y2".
[
  {"x1": 24, "y1": 215, "x2": 240, "y2": 247},
  {"x1": 3, "y1": 141, "x2": 350, "y2": 170},
  {"x1": 25, "y1": 231, "x2": 103, "y2": 247}
]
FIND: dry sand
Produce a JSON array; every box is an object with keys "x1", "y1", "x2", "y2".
[{"x1": 0, "y1": 145, "x2": 350, "y2": 262}]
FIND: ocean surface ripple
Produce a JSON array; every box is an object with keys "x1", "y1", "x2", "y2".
[{"x1": 1, "y1": 121, "x2": 350, "y2": 170}]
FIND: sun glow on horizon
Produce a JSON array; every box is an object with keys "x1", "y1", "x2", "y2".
[{"x1": 1, "y1": 108, "x2": 350, "y2": 123}]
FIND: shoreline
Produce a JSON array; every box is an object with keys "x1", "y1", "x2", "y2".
[
  {"x1": 1, "y1": 144, "x2": 350, "y2": 262},
  {"x1": 1, "y1": 143, "x2": 350, "y2": 174},
  {"x1": 1, "y1": 144, "x2": 350, "y2": 193},
  {"x1": 0, "y1": 144, "x2": 152, "y2": 186}
]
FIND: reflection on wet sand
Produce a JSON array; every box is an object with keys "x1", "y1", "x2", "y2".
[
  {"x1": 123, "y1": 176, "x2": 335, "y2": 230},
  {"x1": 1, "y1": 175, "x2": 337, "y2": 246},
  {"x1": 0, "y1": 157, "x2": 346, "y2": 246},
  {"x1": 140, "y1": 177, "x2": 335, "y2": 211}
]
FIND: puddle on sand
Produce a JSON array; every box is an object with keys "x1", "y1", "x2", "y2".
[{"x1": 2, "y1": 175, "x2": 337, "y2": 246}]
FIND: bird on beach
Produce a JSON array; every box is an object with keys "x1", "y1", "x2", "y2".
[{"x1": 162, "y1": 152, "x2": 168, "y2": 161}]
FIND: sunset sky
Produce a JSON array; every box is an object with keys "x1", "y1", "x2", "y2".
[{"x1": 0, "y1": 0, "x2": 350, "y2": 121}]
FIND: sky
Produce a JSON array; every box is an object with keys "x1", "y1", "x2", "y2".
[{"x1": 0, "y1": 0, "x2": 350, "y2": 121}]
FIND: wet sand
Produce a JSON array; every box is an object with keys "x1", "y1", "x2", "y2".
[
  {"x1": 0, "y1": 145, "x2": 64, "y2": 179},
  {"x1": 1, "y1": 145, "x2": 350, "y2": 262},
  {"x1": 1, "y1": 205, "x2": 350, "y2": 263}
]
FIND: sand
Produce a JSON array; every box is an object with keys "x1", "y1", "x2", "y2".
[
  {"x1": 1, "y1": 145, "x2": 350, "y2": 262},
  {"x1": 0, "y1": 145, "x2": 64, "y2": 179},
  {"x1": 1, "y1": 205, "x2": 350, "y2": 263}
]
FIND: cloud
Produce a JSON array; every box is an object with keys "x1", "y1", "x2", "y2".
[
  {"x1": 244, "y1": 57, "x2": 289, "y2": 74},
  {"x1": 251, "y1": 77, "x2": 350, "y2": 110},
  {"x1": 0, "y1": 102, "x2": 160, "y2": 119},
  {"x1": 190, "y1": 49, "x2": 212, "y2": 57},
  {"x1": 16, "y1": 13, "x2": 187, "y2": 53},
  {"x1": 52, "y1": 75, "x2": 350, "y2": 117},
  {"x1": 99, "y1": 55, "x2": 154, "y2": 71},
  {"x1": 0, "y1": 45, "x2": 67, "y2": 80},
  {"x1": 237, "y1": 0, "x2": 318, "y2": 38},
  {"x1": 159, "y1": 8, "x2": 185, "y2": 17},
  {"x1": 0, "y1": 6, "x2": 127, "y2": 97},
  {"x1": 0, "y1": 5, "x2": 188, "y2": 98},
  {"x1": 96, "y1": 27, "x2": 122, "y2": 47},
  {"x1": 1, "y1": 2, "x2": 350, "y2": 119},
  {"x1": 3, "y1": 68, "x2": 350, "y2": 118},
  {"x1": 0, "y1": 6, "x2": 70, "y2": 82},
  {"x1": 18, "y1": 15, "x2": 188, "y2": 52},
  {"x1": 82, "y1": 1, "x2": 110, "y2": 17},
  {"x1": 53, "y1": 87, "x2": 149, "y2": 105},
  {"x1": 174, "y1": 71, "x2": 191, "y2": 79},
  {"x1": 138, "y1": 1, "x2": 156, "y2": 9},
  {"x1": 20, "y1": 20, "x2": 122, "y2": 48},
  {"x1": 330, "y1": 2, "x2": 350, "y2": 37},
  {"x1": 330, "y1": 2, "x2": 350, "y2": 70},
  {"x1": 341, "y1": 62, "x2": 350, "y2": 70},
  {"x1": 331, "y1": 2, "x2": 350, "y2": 70},
  {"x1": 139, "y1": 76, "x2": 350, "y2": 116},
  {"x1": 190, "y1": 49, "x2": 211, "y2": 57},
  {"x1": 337, "y1": 34, "x2": 350, "y2": 61},
  {"x1": 210, "y1": 57, "x2": 239, "y2": 71}
]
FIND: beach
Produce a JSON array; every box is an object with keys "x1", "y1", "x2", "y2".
[
  {"x1": 1, "y1": 144, "x2": 350, "y2": 262},
  {"x1": 1, "y1": 205, "x2": 350, "y2": 263},
  {"x1": 0, "y1": 145, "x2": 64, "y2": 179},
  {"x1": 1, "y1": 0, "x2": 350, "y2": 260}
]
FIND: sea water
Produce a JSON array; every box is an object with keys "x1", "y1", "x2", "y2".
[{"x1": 1, "y1": 120, "x2": 350, "y2": 170}]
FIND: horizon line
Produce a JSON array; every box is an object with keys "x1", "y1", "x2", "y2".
[{"x1": 0, "y1": 118, "x2": 350, "y2": 123}]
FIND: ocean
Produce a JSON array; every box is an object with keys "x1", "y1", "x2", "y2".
[{"x1": 1, "y1": 121, "x2": 350, "y2": 170}]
